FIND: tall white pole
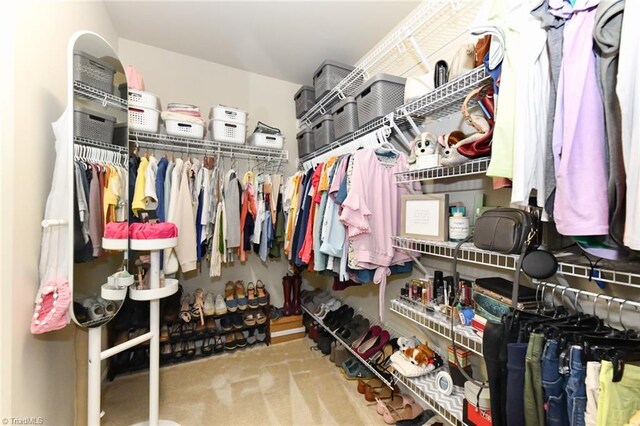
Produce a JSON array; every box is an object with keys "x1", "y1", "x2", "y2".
[
  {"x1": 148, "y1": 249, "x2": 161, "y2": 426},
  {"x1": 88, "y1": 326, "x2": 103, "y2": 426}
]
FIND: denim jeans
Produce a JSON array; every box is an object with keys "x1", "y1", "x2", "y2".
[
  {"x1": 506, "y1": 343, "x2": 528, "y2": 426},
  {"x1": 541, "y1": 339, "x2": 568, "y2": 426},
  {"x1": 565, "y1": 345, "x2": 586, "y2": 426}
]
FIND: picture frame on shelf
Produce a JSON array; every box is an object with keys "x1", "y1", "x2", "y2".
[{"x1": 400, "y1": 194, "x2": 448, "y2": 241}]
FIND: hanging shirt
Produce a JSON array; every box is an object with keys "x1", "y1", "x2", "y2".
[
  {"x1": 617, "y1": 0, "x2": 640, "y2": 249},
  {"x1": 224, "y1": 171, "x2": 241, "y2": 249},
  {"x1": 131, "y1": 157, "x2": 149, "y2": 217},
  {"x1": 156, "y1": 157, "x2": 169, "y2": 221},
  {"x1": 144, "y1": 156, "x2": 158, "y2": 211},
  {"x1": 164, "y1": 158, "x2": 183, "y2": 274},
  {"x1": 88, "y1": 164, "x2": 103, "y2": 257},
  {"x1": 552, "y1": 0, "x2": 609, "y2": 236},
  {"x1": 164, "y1": 160, "x2": 174, "y2": 221},
  {"x1": 174, "y1": 161, "x2": 197, "y2": 272}
]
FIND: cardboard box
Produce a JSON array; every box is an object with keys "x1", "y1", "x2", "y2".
[
  {"x1": 448, "y1": 346, "x2": 471, "y2": 368},
  {"x1": 270, "y1": 315, "x2": 305, "y2": 344}
]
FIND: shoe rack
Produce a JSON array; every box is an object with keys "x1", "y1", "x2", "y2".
[{"x1": 107, "y1": 292, "x2": 272, "y2": 379}]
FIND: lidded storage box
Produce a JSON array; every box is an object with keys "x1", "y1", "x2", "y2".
[
  {"x1": 332, "y1": 96, "x2": 358, "y2": 139},
  {"x1": 74, "y1": 107, "x2": 116, "y2": 143},
  {"x1": 296, "y1": 128, "x2": 315, "y2": 157},
  {"x1": 313, "y1": 60, "x2": 362, "y2": 101},
  {"x1": 294, "y1": 86, "x2": 316, "y2": 119},
  {"x1": 354, "y1": 73, "x2": 406, "y2": 126},
  {"x1": 249, "y1": 132, "x2": 284, "y2": 149},
  {"x1": 128, "y1": 89, "x2": 161, "y2": 110},
  {"x1": 210, "y1": 105, "x2": 247, "y2": 125},
  {"x1": 73, "y1": 51, "x2": 116, "y2": 93},
  {"x1": 312, "y1": 115, "x2": 335, "y2": 148}
]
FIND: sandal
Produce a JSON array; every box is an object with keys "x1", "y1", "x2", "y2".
[
  {"x1": 381, "y1": 403, "x2": 423, "y2": 425},
  {"x1": 213, "y1": 335, "x2": 224, "y2": 353},
  {"x1": 246, "y1": 282, "x2": 259, "y2": 309},
  {"x1": 161, "y1": 343, "x2": 173, "y2": 361},
  {"x1": 191, "y1": 288, "x2": 205, "y2": 325},
  {"x1": 225, "y1": 281, "x2": 238, "y2": 312},
  {"x1": 235, "y1": 331, "x2": 247, "y2": 348},
  {"x1": 206, "y1": 316, "x2": 217, "y2": 332},
  {"x1": 224, "y1": 333, "x2": 236, "y2": 350},
  {"x1": 201, "y1": 338, "x2": 213, "y2": 355},
  {"x1": 235, "y1": 281, "x2": 248, "y2": 311},
  {"x1": 358, "y1": 378, "x2": 383, "y2": 395},
  {"x1": 169, "y1": 322, "x2": 183, "y2": 340},
  {"x1": 256, "y1": 280, "x2": 268, "y2": 306},
  {"x1": 243, "y1": 312, "x2": 256, "y2": 327},
  {"x1": 255, "y1": 311, "x2": 267, "y2": 325},
  {"x1": 374, "y1": 394, "x2": 415, "y2": 416},
  {"x1": 185, "y1": 340, "x2": 196, "y2": 358},
  {"x1": 365, "y1": 384, "x2": 397, "y2": 402},
  {"x1": 179, "y1": 293, "x2": 192, "y2": 323},
  {"x1": 173, "y1": 342, "x2": 185, "y2": 358},
  {"x1": 182, "y1": 320, "x2": 196, "y2": 337},
  {"x1": 160, "y1": 324, "x2": 170, "y2": 343}
]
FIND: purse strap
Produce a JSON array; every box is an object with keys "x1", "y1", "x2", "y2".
[{"x1": 462, "y1": 85, "x2": 492, "y2": 133}]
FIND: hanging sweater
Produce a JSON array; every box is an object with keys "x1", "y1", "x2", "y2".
[
  {"x1": 164, "y1": 159, "x2": 183, "y2": 274},
  {"x1": 173, "y1": 161, "x2": 197, "y2": 272}
]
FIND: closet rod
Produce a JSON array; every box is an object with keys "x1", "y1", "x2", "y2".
[
  {"x1": 537, "y1": 281, "x2": 640, "y2": 310},
  {"x1": 132, "y1": 140, "x2": 286, "y2": 162}
]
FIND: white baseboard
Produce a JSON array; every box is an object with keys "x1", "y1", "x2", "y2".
[{"x1": 270, "y1": 326, "x2": 306, "y2": 338}]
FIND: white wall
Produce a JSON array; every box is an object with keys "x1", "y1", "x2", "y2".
[
  {"x1": 1, "y1": 1, "x2": 118, "y2": 424},
  {"x1": 118, "y1": 39, "x2": 301, "y2": 306}
]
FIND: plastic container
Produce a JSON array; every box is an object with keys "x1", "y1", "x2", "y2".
[
  {"x1": 312, "y1": 115, "x2": 335, "y2": 148},
  {"x1": 73, "y1": 51, "x2": 115, "y2": 93},
  {"x1": 211, "y1": 119, "x2": 246, "y2": 144},
  {"x1": 128, "y1": 89, "x2": 160, "y2": 109},
  {"x1": 210, "y1": 105, "x2": 247, "y2": 125},
  {"x1": 313, "y1": 60, "x2": 361, "y2": 101},
  {"x1": 332, "y1": 96, "x2": 358, "y2": 139},
  {"x1": 248, "y1": 132, "x2": 284, "y2": 149},
  {"x1": 296, "y1": 128, "x2": 315, "y2": 157},
  {"x1": 74, "y1": 107, "x2": 116, "y2": 143},
  {"x1": 354, "y1": 73, "x2": 406, "y2": 125},
  {"x1": 294, "y1": 85, "x2": 316, "y2": 119},
  {"x1": 128, "y1": 106, "x2": 160, "y2": 133},
  {"x1": 165, "y1": 120, "x2": 204, "y2": 140}
]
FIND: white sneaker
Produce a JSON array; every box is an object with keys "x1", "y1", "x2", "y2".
[
  {"x1": 326, "y1": 299, "x2": 342, "y2": 311},
  {"x1": 203, "y1": 292, "x2": 215, "y2": 316},
  {"x1": 214, "y1": 294, "x2": 227, "y2": 315}
]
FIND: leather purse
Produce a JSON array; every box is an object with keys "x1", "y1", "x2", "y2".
[
  {"x1": 474, "y1": 35, "x2": 492, "y2": 67},
  {"x1": 473, "y1": 208, "x2": 539, "y2": 255},
  {"x1": 456, "y1": 85, "x2": 494, "y2": 159}
]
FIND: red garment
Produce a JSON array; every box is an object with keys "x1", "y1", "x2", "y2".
[{"x1": 298, "y1": 164, "x2": 323, "y2": 264}]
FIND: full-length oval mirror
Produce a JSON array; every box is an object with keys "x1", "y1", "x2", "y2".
[{"x1": 68, "y1": 31, "x2": 129, "y2": 327}]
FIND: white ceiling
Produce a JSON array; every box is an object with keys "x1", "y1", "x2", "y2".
[{"x1": 104, "y1": 1, "x2": 420, "y2": 85}]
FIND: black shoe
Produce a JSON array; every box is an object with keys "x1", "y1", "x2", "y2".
[
  {"x1": 235, "y1": 331, "x2": 247, "y2": 348},
  {"x1": 220, "y1": 316, "x2": 233, "y2": 331},
  {"x1": 224, "y1": 333, "x2": 237, "y2": 350},
  {"x1": 232, "y1": 314, "x2": 244, "y2": 330}
]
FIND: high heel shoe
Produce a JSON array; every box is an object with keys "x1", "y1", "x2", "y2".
[
  {"x1": 191, "y1": 288, "x2": 205, "y2": 325},
  {"x1": 374, "y1": 394, "x2": 415, "y2": 416},
  {"x1": 179, "y1": 293, "x2": 192, "y2": 323}
]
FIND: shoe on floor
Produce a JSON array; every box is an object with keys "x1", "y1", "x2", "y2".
[
  {"x1": 224, "y1": 282, "x2": 237, "y2": 312},
  {"x1": 235, "y1": 281, "x2": 248, "y2": 311},
  {"x1": 235, "y1": 331, "x2": 247, "y2": 348},
  {"x1": 255, "y1": 311, "x2": 267, "y2": 325},
  {"x1": 224, "y1": 333, "x2": 236, "y2": 350},
  {"x1": 256, "y1": 280, "x2": 268, "y2": 306},
  {"x1": 246, "y1": 282, "x2": 259, "y2": 309},
  {"x1": 232, "y1": 314, "x2": 244, "y2": 329},
  {"x1": 213, "y1": 335, "x2": 224, "y2": 353},
  {"x1": 203, "y1": 292, "x2": 215, "y2": 316},
  {"x1": 220, "y1": 316, "x2": 233, "y2": 331},
  {"x1": 243, "y1": 312, "x2": 256, "y2": 326}
]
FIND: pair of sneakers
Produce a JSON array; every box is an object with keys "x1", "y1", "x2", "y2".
[
  {"x1": 315, "y1": 298, "x2": 341, "y2": 320},
  {"x1": 203, "y1": 293, "x2": 227, "y2": 316}
]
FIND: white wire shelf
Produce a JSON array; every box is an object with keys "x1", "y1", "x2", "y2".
[
  {"x1": 298, "y1": 66, "x2": 490, "y2": 164},
  {"x1": 396, "y1": 157, "x2": 490, "y2": 183},
  {"x1": 73, "y1": 81, "x2": 127, "y2": 111},
  {"x1": 301, "y1": 303, "x2": 395, "y2": 389},
  {"x1": 393, "y1": 237, "x2": 640, "y2": 290},
  {"x1": 74, "y1": 136, "x2": 128, "y2": 154},
  {"x1": 129, "y1": 131, "x2": 289, "y2": 162},
  {"x1": 394, "y1": 371, "x2": 465, "y2": 426},
  {"x1": 298, "y1": 0, "x2": 483, "y2": 126},
  {"x1": 390, "y1": 297, "x2": 483, "y2": 356}
]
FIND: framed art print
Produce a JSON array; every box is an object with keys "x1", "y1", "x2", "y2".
[{"x1": 400, "y1": 194, "x2": 448, "y2": 241}]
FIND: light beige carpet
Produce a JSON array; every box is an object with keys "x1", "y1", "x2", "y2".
[{"x1": 102, "y1": 339, "x2": 385, "y2": 425}]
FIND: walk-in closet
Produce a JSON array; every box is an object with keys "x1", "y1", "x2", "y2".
[{"x1": 2, "y1": 1, "x2": 640, "y2": 425}]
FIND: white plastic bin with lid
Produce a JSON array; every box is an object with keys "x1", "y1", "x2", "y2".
[
  {"x1": 210, "y1": 105, "x2": 247, "y2": 126},
  {"x1": 210, "y1": 119, "x2": 246, "y2": 144},
  {"x1": 165, "y1": 120, "x2": 204, "y2": 140},
  {"x1": 248, "y1": 132, "x2": 284, "y2": 149},
  {"x1": 128, "y1": 89, "x2": 161, "y2": 110},
  {"x1": 129, "y1": 106, "x2": 160, "y2": 133}
]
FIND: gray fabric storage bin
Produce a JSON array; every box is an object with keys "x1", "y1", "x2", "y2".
[
  {"x1": 74, "y1": 107, "x2": 116, "y2": 143},
  {"x1": 112, "y1": 122, "x2": 128, "y2": 147},
  {"x1": 312, "y1": 115, "x2": 335, "y2": 148},
  {"x1": 297, "y1": 128, "x2": 315, "y2": 157},
  {"x1": 332, "y1": 96, "x2": 358, "y2": 140},
  {"x1": 313, "y1": 60, "x2": 362, "y2": 101},
  {"x1": 73, "y1": 51, "x2": 116, "y2": 93},
  {"x1": 354, "y1": 73, "x2": 406, "y2": 126},
  {"x1": 294, "y1": 85, "x2": 316, "y2": 119}
]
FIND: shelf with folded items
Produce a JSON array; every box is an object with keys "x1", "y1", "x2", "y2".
[
  {"x1": 392, "y1": 237, "x2": 640, "y2": 290},
  {"x1": 390, "y1": 297, "x2": 482, "y2": 356},
  {"x1": 129, "y1": 131, "x2": 289, "y2": 162},
  {"x1": 298, "y1": 0, "x2": 486, "y2": 126},
  {"x1": 300, "y1": 303, "x2": 396, "y2": 389},
  {"x1": 73, "y1": 80, "x2": 128, "y2": 111},
  {"x1": 394, "y1": 156, "x2": 491, "y2": 184},
  {"x1": 298, "y1": 66, "x2": 491, "y2": 165},
  {"x1": 394, "y1": 371, "x2": 465, "y2": 426}
]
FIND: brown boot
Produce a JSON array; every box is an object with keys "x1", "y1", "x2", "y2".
[
  {"x1": 282, "y1": 275, "x2": 293, "y2": 316},
  {"x1": 291, "y1": 274, "x2": 302, "y2": 315}
]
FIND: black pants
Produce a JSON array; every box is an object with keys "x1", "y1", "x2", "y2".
[{"x1": 483, "y1": 321, "x2": 509, "y2": 426}]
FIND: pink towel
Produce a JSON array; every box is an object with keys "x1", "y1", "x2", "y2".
[
  {"x1": 126, "y1": 65, "x2": 145, "y2": 91},
  {"x1": 129, "y1": 222, "x2": 178, "y2": 240},
  {"x1": 104, "y1": 221, "x2": 128, "y2": 239},
  {"x1": 31, "y1": 279, "x2": 71, "y2": 334}
]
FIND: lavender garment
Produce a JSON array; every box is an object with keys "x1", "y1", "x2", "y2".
[
  {"x1": 552, "y1": 2, "x2": 609, "y2": 236},
  {"x1": 88, "y1": 165, "x2": 102, "y2": 257}
]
